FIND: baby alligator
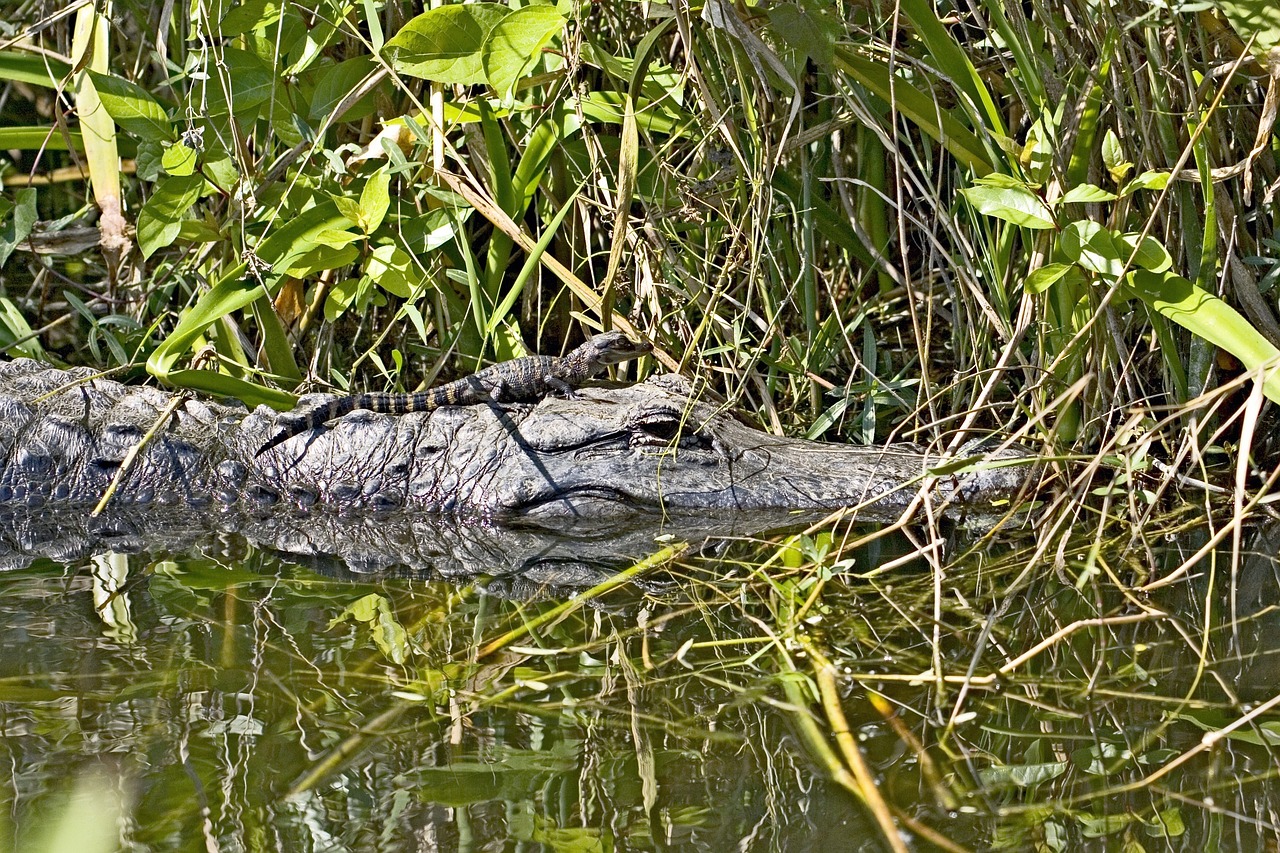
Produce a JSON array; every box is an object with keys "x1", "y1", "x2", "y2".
[{"x1": 258, "y1": 331, "x2": 651, "y2": 455}]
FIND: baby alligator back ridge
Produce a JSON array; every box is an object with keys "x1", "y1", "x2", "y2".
[{"x1": 258, "y1": 331, "x2": 651, "y2": 455}]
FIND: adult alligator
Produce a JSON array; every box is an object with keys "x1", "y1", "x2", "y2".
[{"x1": 0, "y1": 356, "x2": 1035, "y2": 521}]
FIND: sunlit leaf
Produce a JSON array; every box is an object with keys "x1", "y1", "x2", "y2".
[
  {"x1": 1025, "y1": 262, "x2": 1080, "y2": 294},
  {"x1": 358, "y1": 168, "x2": 391, "y2": 233},
  {"x1": 1128, "y1": 270, "x2": 1280, "y2": 402},
  {"x1": 384, "y1": 3, "x2": 509, "y2": 84},
  {"x1": 960, "y1": 182, "x2": 1056, "y2": 229},
  {"x1": 1059, "y1": 220, "x2": 1127, "y2": 277},
  {"x1": 483, "y1": 5, "x2": 565, "y2": 97},
  {"x1": 86, "y1": 70, "x2": 172, "y2": 140},
  {"x1": 161, "y1": 141, "x2": 198, "y2": 176},
  {"x1": 1060, "y1": 184, "x2": 1118, "y2": 204}
]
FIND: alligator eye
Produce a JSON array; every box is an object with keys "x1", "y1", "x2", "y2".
[{"x1": 631, "y1": 411, "x2": 683, "y2": 445}]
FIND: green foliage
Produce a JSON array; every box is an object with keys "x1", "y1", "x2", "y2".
[{"x1": 0, "y1": 0, "x2": 1276, "y2": 452}]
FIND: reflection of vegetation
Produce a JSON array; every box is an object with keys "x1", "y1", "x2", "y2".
[{"x1": 1, "y1": 514, "x2": 1280, "y2": 849}]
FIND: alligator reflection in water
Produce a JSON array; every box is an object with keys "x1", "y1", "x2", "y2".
[{"x1": 0, "y1": 504, "x2": 886, "y2": 598}]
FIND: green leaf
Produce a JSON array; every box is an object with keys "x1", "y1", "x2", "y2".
[
  {"x1": 766, "y1": 3, "x2": 838, "y2": 67},
  {"x1": 0, "y1": 127, "x2": 84, "y2": 151},
  {"x1": 206, "y1": 48, "x2": 274, "y2": 120},
  {"x1": 324, "y1": 277, "x2": 370, "y2": 322},
  {"x1": 1213, "y1": 0, "x2": 1280, "y2": 56},
  {"x1": 1127, "y1": 270, "x2": 1280, "y2": 403},
  {"x1": 161, "y1": 142, "x2": 198, "y2": 176},
  {"x1": 366, "y1": 244, "x2": 422, "y2": 298},
  {"x1": 285, "y1": 244, "x2": 360, "y2": 277},
  {"x1": 146, "y1": 269, "x2": 296, "y2": 409},
  {"x1": 1121, "y1": 170, "x2": 1171, "y2": 194},
  {"x1": 254, "y1": 200, "x2": 351, "y2": 273},
  {"x1": 358, "y1": 168, "x2": 391, "y2": 233},
  {"x1": 1059, "y1": 220, "x2": 1127, "y2": 277},
  {"x1": 1120, "y1": 232, "x2": 1172, "y2": 273},
  {"x1": 0, "y1": 51, "x2": 72, "y2": 87},
  {"x1": 1101, "y1": 129, "x2": 1132, "y2": 184},
  {"x1": 85, "y1": 70, "x2": 172, "y2": 140},
  {"x1": 384, "y1": 3, "x2": 510, "y2": 84},
  {"x1": 1025, "y1": 263, "x2": 1079, "y2": 294},
  {"x1": 1060, "y1": 184, "x2": 1118, "y2": 204},
  {"x1": 137, "y1": 174, "x2": 203, "y2": 258},
  {"x1": 0, "y1": 295, "x2": 44, "y2": 359},
  {"x1": 482, "y1": 5, "x2": 565, "y2": 97},
  {"x1": 960, "y1": 183, "x2": 1056, "y2": 229},
  {"x1": 0, "y1": 187, "x2": 37, "y2": 267},
  {"x1": 309, "y1": 55, "x2": 379, "y2": 120},
  {"x1": 331, "y1": 194, "x2": 362, "y2": 225},
  {"x1": 218, "y1": 0, "x2": 282, "y2": 37},
  {"x1": 833, "y1": 45, "x2": 993, "y2": 175}
]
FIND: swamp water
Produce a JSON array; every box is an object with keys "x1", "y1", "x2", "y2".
[{"x1": 0, "y1": 506, "x2": 1278, "y2": 852}]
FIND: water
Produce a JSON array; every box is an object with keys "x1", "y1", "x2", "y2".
[{"x1": 1, "y1": 507, "x2": 1278, "y2": 851}]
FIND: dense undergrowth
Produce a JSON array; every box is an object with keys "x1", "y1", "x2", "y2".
[{"x1": 3, "y1": 0, "x2": 1280, "y2": 850}]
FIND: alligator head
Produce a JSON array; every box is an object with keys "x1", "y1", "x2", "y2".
[{"x1": 243, "y1": 375, "x2": 1034, "y2": 521}]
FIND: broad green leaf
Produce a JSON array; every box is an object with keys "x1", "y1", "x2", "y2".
[
  {"x1": 218, "y1": 0, "x2": 282, "y2": 36},
  {"x1": 0, "y1": 187, "x2": 37, "y2": 267},
  {"x1": 255, "y1": 201, "x2": 351, "y2": 273},
  {"x1": 331, "y1": 194, "x2": 362, "y2": 225},
  {"x1": 1120, "y1": 232, "x2": 1172, "y2": 273},
  {"x1": 1060, "y1": 184, "x2": 1118, "y2": 204},
  {"x1": 1128, "y1": 270, "x2": 1280, "y2": 402},
  {"x1": 309, "y1": 55, "x2": 379, "y2": 120},
  {"x1": 766, "y1": 3, "x2": 838, "y2": 67},
  {"x1": 1121, "y1": 170, "x2": 1171, "y2": 194},
  {"x1": 384, "y1": 3, "x2": 510, "y2": 84},
  {"x1": 137, "y1": 174, "x2": 203, "y2": 258},
  {"x1": 161, "y1": 142, "x2": 198, "y2": 176},
  {"x1": 960, "y1": 184, "x2": 1056, "y2": 229},
  {"x1": 1059, "y1": 220, "x2": 1127, "y2": 277},
  {"x1": 324, "y1": 277, "x2": 371, "y2": 322},
  {"x1": 314, "y1": 228, "x2": 363, "y2": 248},
  {"x1": 483, "y1": 5, "x2": 565, "y2": 97},
  {"x1": 366, "y1": 244, "x2": 421, "y2": 298},
  {"x1": 285, "y1": 244, "x2": 360, "y2": 276},
  {"x1": 1101, "y1": 129, "x2": 1133, "y2": 184},
  {"x1": 1213, "y1": 1, "x2": 1280, "y2": 55},
  {"x1": 1025, "y1": 263, "x2": 1078, "y2": 294},
  {"x1": 358, "y1": 168, "x2": 391, "y2": 233},
  {"x1": 204, "y1": 154, "x2": 240, "y2": 191},
  {"x1": 205, "y1": 47, "x2": 274, "y2": 120},
  {"x1": 85, "y1": 70, "x2": 172, "y2": 140}
]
